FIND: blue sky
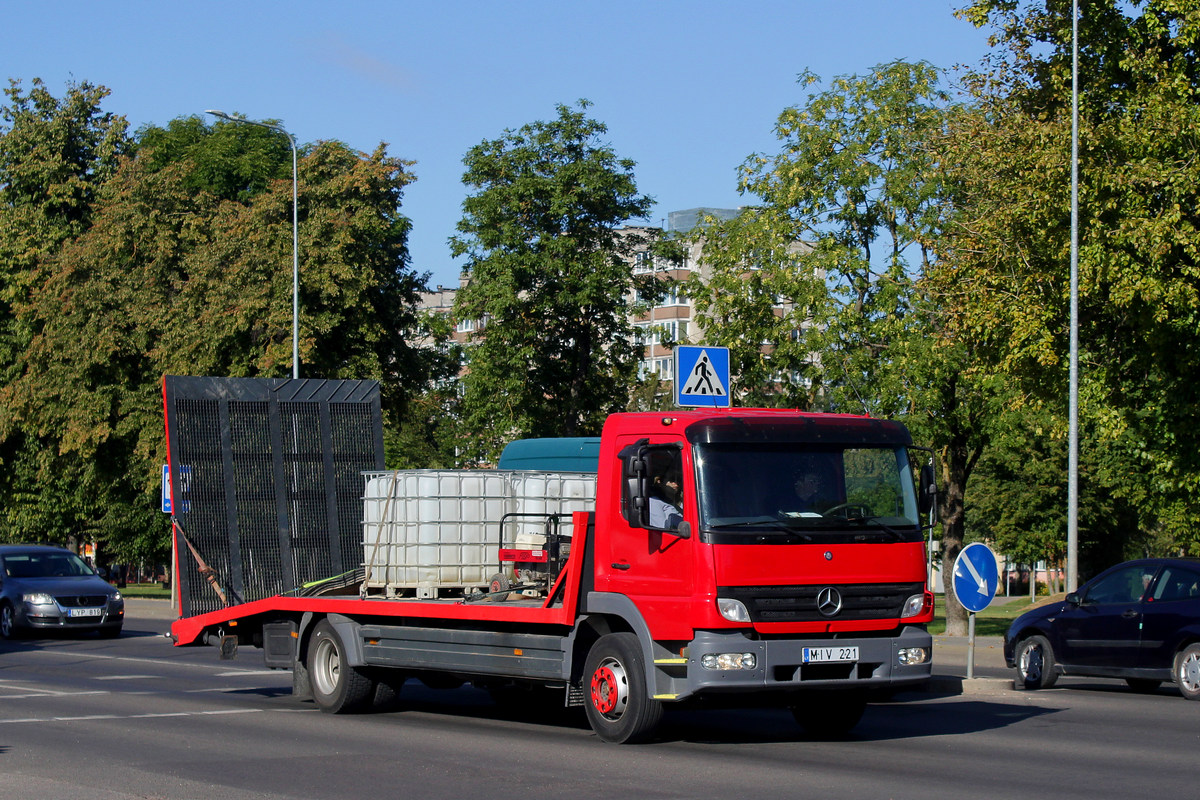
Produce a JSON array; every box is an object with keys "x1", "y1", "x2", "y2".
[{"x1": 3, "y1": 1, "x2": 994, "y2": 287}]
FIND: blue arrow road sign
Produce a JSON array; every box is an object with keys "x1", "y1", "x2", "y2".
[
  {"x1": 953, "y1": 542, "x2": 999, "y2": 613},
  {"x1": 675, "y1": 346, "x2": 730, "y2": 408}
]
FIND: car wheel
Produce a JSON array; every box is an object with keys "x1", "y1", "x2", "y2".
[
  {"x1": 307, "y1": 619, "x2": 375, "y2": 713},
  {"x1": 0, "y1": 602, "x2": 21, "y2": 640},
  {"x1": 1174, "y1": 643, "x2": 1200, "y2": 701},
  {"x1": 1124, "y1": 678, "x2": 1161, "y2": 693},
  {"x1": 1015, "y1": 634, "x2": 1058, "y2": 690}
]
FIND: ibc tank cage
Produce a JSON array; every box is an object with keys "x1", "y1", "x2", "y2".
[{"x1": 162, "y1": 376, "x2": 384, "y2": 618}]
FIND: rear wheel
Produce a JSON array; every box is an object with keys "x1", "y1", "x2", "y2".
[
  {"x1": 790, "y1": 691, "x2": 868, "y2": 738},
  {"x1": 583, "y1": 633, "x2": 662, "y2": 744},
  {"x1": 1174, "y1": 644, "x2": 1200, "y2": 701},
  {"x1": 1015, "y1": 634, "x2": 1058, "y2": 690},
  {"x1": 308, "y1": 619, "x2": 375, "y2": 713}
]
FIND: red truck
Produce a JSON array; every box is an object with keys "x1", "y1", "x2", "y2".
[{"x1": 170, "y1": 408, "x2": 936, "y2": 743}]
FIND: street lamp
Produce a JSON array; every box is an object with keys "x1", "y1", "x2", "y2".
[{"x1": 206, "y1": 110, "x2": 300, "y2": 379}]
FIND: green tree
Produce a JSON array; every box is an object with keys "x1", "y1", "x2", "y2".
[
  {"x1": 450, "y1": 101, "x2": 657, "y2": 463},
  {"x1": 1, "y1": 111, "x2": 435, "y2": 562},
  {"x1": 690, "y1": 63, "x2": 1000, "y2": 633},
  {"x1": 946, "y1": 0, "x2": 1200, "y2": 555},
  {"x1": 0, "y1": 78, "x2": 131, "y2": 547}
]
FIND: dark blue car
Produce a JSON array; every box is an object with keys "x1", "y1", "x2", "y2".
[
  {"x1": 1005, "y1": 558, "x2": 1200, "y2": 699},
  {"x1": 0, "y1": 544, "x2": 125, "y2": 638}
]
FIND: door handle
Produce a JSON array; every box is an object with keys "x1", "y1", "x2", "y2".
[
  {"x1": 611, "y1": 562, "x2": 631, "y2": 571},
  {"x1": 1121, "y1": 609, "x2": 1139, "y2": 619}
]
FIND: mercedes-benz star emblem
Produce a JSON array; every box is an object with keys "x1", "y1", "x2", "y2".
[{"x1": 816, "y1": 587, "x2": 843, "y2": 617}]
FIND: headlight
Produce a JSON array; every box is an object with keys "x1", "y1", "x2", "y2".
[
  {"x1": 701, "y1": 652, "x2": 758, "y2": 670},
  {"x1": 716, "y1": 598, "x2": 751, "y2": 623},
  {"x1": 23, "y1": 593, "x2": 56, "y2": 606},
  {"x1": 110, "y1": 591, "x2": 123, "y2": 603},
  {"x1": 898, "y1": 647, "x2": 930, "y2": 665},
  {"x1": 900, "y1": 593, "x2": 929, "y2": 618}
]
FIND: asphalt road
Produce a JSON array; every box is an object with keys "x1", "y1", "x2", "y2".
[{"x1": 1, "y1": 600, "x2": 1195, "y2": 799}]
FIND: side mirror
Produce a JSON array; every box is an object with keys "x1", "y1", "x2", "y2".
[
  {"x1": 667, "y1": 521, "x2": 692, "y2": 540},
  {"x1": 1066, "y1": 592, "x2": 1081, "y2": 606},
  {"x1": 618, "y1": 439, "x2": 653, "y2": 528},
  {"x1": 918, "y1": 461, "x2": 938, "y2": 518}
]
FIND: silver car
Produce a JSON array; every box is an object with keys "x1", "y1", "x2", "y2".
[{"x1": 0, "y1": 545, "x2": 125, "y2": 638}]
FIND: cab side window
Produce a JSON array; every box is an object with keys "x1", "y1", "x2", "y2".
[{"x1": 619, "y1": 442, "x2": 684, "y2": 531}]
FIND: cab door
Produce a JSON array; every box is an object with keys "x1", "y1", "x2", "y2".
[{"x1": 602, "y1": 436, "x2": 694, "y2": 637}]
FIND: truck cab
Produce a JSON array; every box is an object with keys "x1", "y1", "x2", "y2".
[{"x1": 579, "y1": 410, "x2": 933, "y2": 739}]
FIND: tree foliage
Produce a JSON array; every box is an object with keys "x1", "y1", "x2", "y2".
[
  {"x1": 450, "y1": 101, "x2": 656, "y2": 462},
  {"x1": 687, "y1": 62, "x2": 1004, "y2": 632},
  {"x1": 0, "y1": 87, "x2": 437, "y2": 562},
  {"x1": 944, "y1": 0, "x2": 1200, "y2": 555}
]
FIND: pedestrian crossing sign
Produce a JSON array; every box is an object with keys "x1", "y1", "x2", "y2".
[{"x1": 675, "y1": 346, "x2": 731, "y2": 408}]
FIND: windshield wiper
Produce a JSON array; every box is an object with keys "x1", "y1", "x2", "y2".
[
  {"x1": 833, "y1": 516, "x2": 907, "y2": 540},
  {"x1": 709, "y1": 518, "x2": 813, "y2": 541}
]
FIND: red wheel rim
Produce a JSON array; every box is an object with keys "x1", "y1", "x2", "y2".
[{"x1": 591, "y1": 666, "x2": 619, "y2": 714}]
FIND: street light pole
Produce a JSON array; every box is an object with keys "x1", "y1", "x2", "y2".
[{"x1": 206, "y1": 110, "x2": 300, "y2": 379}]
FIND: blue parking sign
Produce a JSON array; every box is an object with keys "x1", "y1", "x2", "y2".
[{"x1": 675, "y1": 346, "x2": 731, "y2": 408}]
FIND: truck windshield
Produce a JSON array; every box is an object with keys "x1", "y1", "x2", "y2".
[{"x1": 694, "y1": 443, "x2": 921, "y2": 541}]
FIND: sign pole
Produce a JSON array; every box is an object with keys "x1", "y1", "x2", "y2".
[{"x1": 967, "y1": 611, "x2": 976, "y2": 680}]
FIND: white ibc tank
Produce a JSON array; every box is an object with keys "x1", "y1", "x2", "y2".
[{"x1": 362, "y1": 469, "x2": 596, "y2": 594}]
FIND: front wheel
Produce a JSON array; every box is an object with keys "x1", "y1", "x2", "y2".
[
  {"x1": 1174, "y1": 644, "x2": 1200, "y2": 701},
  {"x1": 307, "y1": 619, "x2": 375, "y2": 713},
  {"x1": 0, "y1": 602, "x2": 20, "y2": 640},
  {"x1": 1015, "y1": 634, "x2": 1058, "y2": 690},
  {"x1": 583, "y1": 633, "x2": 662, "y2": 744}
]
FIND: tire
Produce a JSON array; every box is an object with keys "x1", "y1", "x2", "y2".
[
  {"x1": 1015, "y1": 634, "x2": 1058, "y2": 690},
  {"x1": 0, "y1": 602, "x2": 22, "y2": 640},
  {"x1": 307, "y1": 619, "x2": 375, "y2": 714},
  {"x1": 371, "y1": 674, "x2": 406, "y2": 710},
  {"x1": 1174, "y1": 643, "x2": 1200, "y2": 701},
  {"x1": 1124, "y1": 678, "x2": 1161, "y2": 693},
  {"x1": 583, "y1": 632, "x2": 662, "y2": 744},
  {"x1": 790, "y1": 691, "x2": 868, "y2": 738}
]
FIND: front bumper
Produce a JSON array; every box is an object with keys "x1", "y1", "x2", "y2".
[
  {"x1": 658, "y1": 625, "x2": 932, "y2": 701},
  {"x1": 19, "y1": 601, "x2": 124, "y2": 631}
]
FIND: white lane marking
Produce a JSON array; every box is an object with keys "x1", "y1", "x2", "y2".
[
  {"x1": 0, "y1": 690, "x2": 109, "y2": 700},
  {"x1": 9, "y1": 648, "x2": 274, "y2": 674},
  {"x1": 0, "y1": 708, "x2": 263, "y2": 725},
  {"x1": 94, "y1": 675, "x2": 158, "y2": 681},
  {"x1": 215, "y1": 670, "x2": 285, "y2": 677}
]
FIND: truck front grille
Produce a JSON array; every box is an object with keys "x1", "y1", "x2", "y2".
[{"x1": 718, "y1": 582, "x2": 922, "y2": 623}]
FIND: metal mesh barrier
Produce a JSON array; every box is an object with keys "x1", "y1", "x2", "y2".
[{"x1": 163, "y1": 377, "x2": 383, "y2": 618}]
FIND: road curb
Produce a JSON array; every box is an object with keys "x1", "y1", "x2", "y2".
[{"x1": 925, "y1": 675, "x2": 1017, "y2": 696}]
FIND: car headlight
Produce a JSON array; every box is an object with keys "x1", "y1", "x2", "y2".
[
  {"x1": 22, "y1": 592, "x2": 56, "y2": 606},
  {"x1": 110, "y1": 591, "x2": 123, "y2": 603}
]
